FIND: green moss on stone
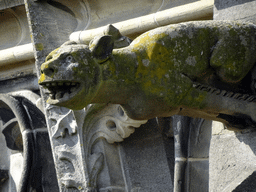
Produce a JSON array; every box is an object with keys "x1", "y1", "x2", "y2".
[{"x1": 35, "y1": 43, "x2": 44, "y2": 51}]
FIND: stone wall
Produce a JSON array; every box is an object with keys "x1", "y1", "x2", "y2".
[{"x1": 2, "y1": 0, "x2": 256, "y2": 191}]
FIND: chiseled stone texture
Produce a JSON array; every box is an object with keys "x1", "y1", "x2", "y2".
[
  {"x1": 210, "y1": 122, "x2": 256, "y2": 192},
  {"x1": 214, "y1": 0, "x2": 256, "y2": 24}
]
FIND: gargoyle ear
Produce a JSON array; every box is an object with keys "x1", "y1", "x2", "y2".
[{"x1": 89, "y1": 35, "x2": 114, "y2": 63}]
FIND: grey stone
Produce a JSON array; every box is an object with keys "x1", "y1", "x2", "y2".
[
  {"x1": 186, "y1": 160, "x2": 209, "y2": 192},
  {"x1": 0, "y1": 91, "x2": 59, "y2": 191},
  {"x1": 214, "y1": 0, "x2": 256, "y2": 24},
  {"x1": 30, "y1": 130, "x2": 59, "y2": 191},
  {"x1": 120, "y1": 119, "x2": 174, "y2": 192},
  {"x1": 211, "y1": 1, "x2": 256, "y2": 191},
  {"x1": 210, "y1": 131, "x2": 256, "y2": 192},
  {"x1": 39, "y1": 20, "x2": 256, "y2": 130},
  {"x1": 173, "y1": 116, "x2": 211, "y2": 192},
  {"x1": 0, "y1": 169, "x2": 8, "y2": 187},
  {"x1": 0, "y1": 0, "x2": 24, "y2": 10}
]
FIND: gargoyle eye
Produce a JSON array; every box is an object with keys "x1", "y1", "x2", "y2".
[{"x1": 66, "y1": 55, "x2": 73, "y2": 62}]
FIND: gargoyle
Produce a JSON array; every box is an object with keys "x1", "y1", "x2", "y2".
[{"x1": 39, "y1": 21, "x2": 256, "y2": 129}]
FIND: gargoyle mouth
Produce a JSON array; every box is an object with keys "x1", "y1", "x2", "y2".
[{"x1": 40, "y1": 81, "x2": 81, "y2": 101}]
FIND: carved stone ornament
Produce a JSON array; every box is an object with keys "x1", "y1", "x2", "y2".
[
  {"x1": 39, "y1": 21, "x2": 256, "y2": 130},
  {"x1": 45, "y1": 103, "x2": 146, "y2": 191},
  {"x1": 21, "y1": 0, "x2": 256, "y2": 191},
  {"x1": 82, "y1": 104, "x2": 147, "y2": 191},
  {"x1": 36, "y1": 24, "x2": 146, "y2": 191}
]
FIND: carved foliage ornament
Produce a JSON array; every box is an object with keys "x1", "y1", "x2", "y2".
[{"x1": 46, "y1": 103, "x2": 146, "y2": 191}]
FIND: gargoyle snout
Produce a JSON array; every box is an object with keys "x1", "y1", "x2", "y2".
[{"x1": 40, "y1": 62, "x2": 56, "y2": 77}]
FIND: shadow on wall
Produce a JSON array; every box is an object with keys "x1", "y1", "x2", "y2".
[
  {"x1": 234, "y1": 131, "x2": 256, "y2": 191},
  {"x1": 235, "y1": 130, "x2": 256, "y2": 156}
]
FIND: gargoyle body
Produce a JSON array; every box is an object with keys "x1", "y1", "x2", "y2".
[{"x1": 39, "y1": 21, "x2": 256, "y2": 129}]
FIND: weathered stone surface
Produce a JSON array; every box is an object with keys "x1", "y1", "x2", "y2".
[
  {"x1": 0, "y1": 0, "x2": 24, "y2": 10},
  {"x1": 211, "y1": 1, "x2": 256, "y2": 191},
  {"x1": 0, "y1": 0, "x2": 233, "y2": 192},
  {"x1": 40, "y1": 21, "x2": 256, "y2": 130},
  {"x1": 38, "y1": 19, "x2": 256, "y2": 192},
  {"x1": 25, "y1": 0, "x2": 90, "y2": 190},
  {"x1": 214, "y1": 0, "x2": 256, "y2": 24},
  {"x1": 210, "y1": 127, "x2": 256, "y2": 192}
]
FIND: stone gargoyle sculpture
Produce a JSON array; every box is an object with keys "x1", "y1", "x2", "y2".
[{"x1": 39, "y1": 21, "x2": 256, "y2": 129}]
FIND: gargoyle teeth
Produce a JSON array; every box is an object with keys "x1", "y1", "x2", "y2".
[
  {"x1": 70, "y1": 87, "x2": 76, "y2": 93},
  {"x1": 55, "y1": 92, "x2": 63, "y2": 99},
  {"x1": 49, "y1": 93, "x2": 55, "y2": 99},
  {"x1": 193, "y1": 83, "x2": 256, "y2": 103},
  {"x1": 220, "y1": 90, "x2": 227, "y2": 96},
  {"x1": 214, "y1": 89, "x2": 221, "y2": 95},
  {"x1": 41, "y1": 81, "x2": 80, "y2": 100}
]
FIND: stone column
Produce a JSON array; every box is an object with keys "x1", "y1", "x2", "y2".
[
  {"x1": 24, "y1": 1, "x2": 91, "y2": 191},
  {"x1": 173, "y1": 116, "x2": 212, "y2": 192},
  {"x1": 210, "y1": 1, "x2": 256, "y2": 191}
]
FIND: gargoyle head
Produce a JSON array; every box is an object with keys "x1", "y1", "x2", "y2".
[{"x1": 39, "y1": 36, "x2": 114, "y2": 110}]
